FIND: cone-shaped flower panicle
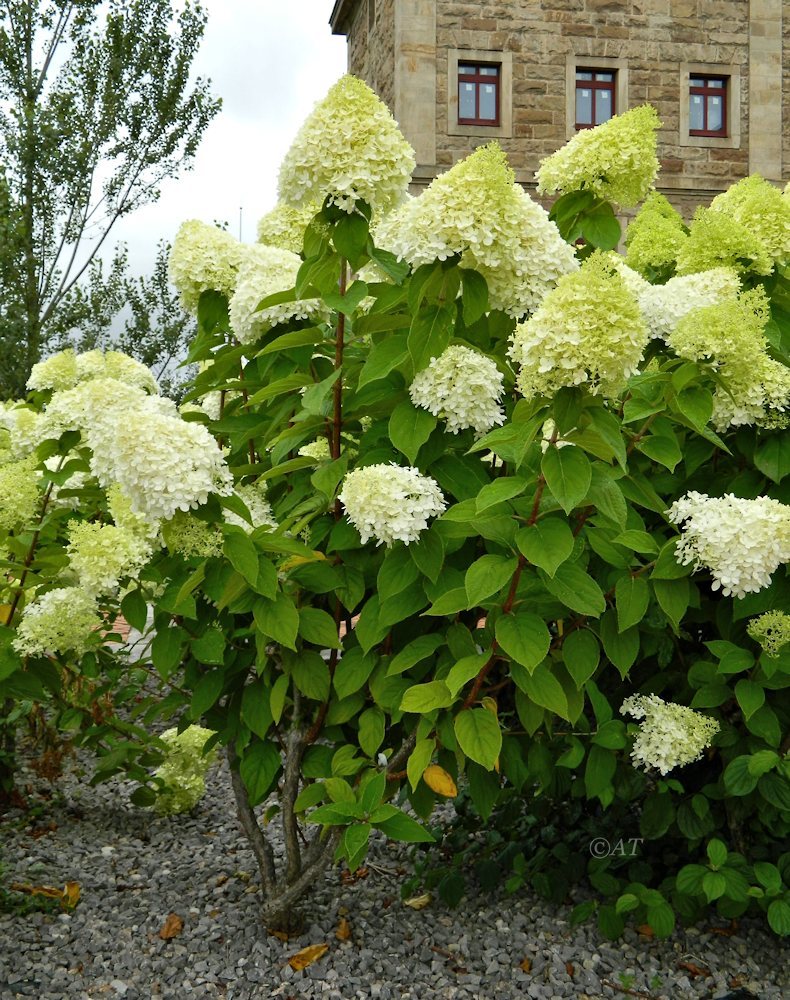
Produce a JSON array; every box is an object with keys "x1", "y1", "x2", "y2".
[
  {"x1": 154, "y1": 725, "x2": 218, "y2": 815},
  {"x1": 669, "y1": 287, "x2": 790, "y2": 429},
  {"x1": 229, "y1": 244, "x2": 328, "y2": 344},
  {"x1": 536, "y1": 105, "x2": 661, "y2": 207},
  {"x1": 28, "y1": 348, "x2": 158, "y2": 395},
  {"x1": 377, "y1": 143, "x2": 577, "y2": 317},
  {"x1": 709, "y1": 175, "x2": 790, "y2": 268},
  {"x1": 339, "y1": 464, "x2": 446, "y2": 546},
  {"x1": 0, "y1": 456, "x2": 39, "y2": 534},
  {"x1": 13, "y1": 587, "x2": 103, "y2": 658},
  {"x1": 66, "y1": 521, "x2": 153, "y2": 598},
  {"x1": 621, "y1": 695, "x2": 719, "y2": 775},
  {"x1": 509, "y1": 252, "x2": 648, "y2": 399},
  {"x1": 624, "y1": 191, "x2": 687, "y2": 276},
  {"x1": 409, "y1": 345, "x2": 505, "y2": 435},
  {"x1": 168, "y1": 219, "x2": 244, "y2": 312},
  {"x1": 278, "y1": 75, "x2": 415, "y2": 214},
  {"x1": 676, "y1": 206, "x2": 774, "y2": 277},
  {"x1": 0, "y1": 403, "x2": 45, "y2": 458},
  {"x1": 257, "y1": 201, "x2": 320, "y2": 254},
  {"x1": 667, "y1": 491, "x2": 790, "y2": 598},
  {"x1": 638, "y1": 267, "x2": 741, "y2": 341}
]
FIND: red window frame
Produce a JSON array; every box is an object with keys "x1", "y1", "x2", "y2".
[
  {"x1": 689, "y1": 76, "x2": 728, "y2": 137},
  {"x1": 457, "y1": 63, "x2": 501, "y2": 127},
  {"x1": 575, "y1": 69, "x2": 616, "y2": 130}
]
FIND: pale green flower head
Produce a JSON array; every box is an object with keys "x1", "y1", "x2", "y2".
[
  {"x1": 669, "y1": 287, "x2": 790, "y2": 429},
  {"x1": 710, "y1": 175, "x2": 790, "y2": 267},
  {"x1": 67, "y1": 521, "x2": 152, "y2": 598},
  {"x1": 168, "y1": 219, "x2": 244, "y2": 313},
  {"x1": 624, "y1": 192, "x2": 687, "y2": 276},
  {"x1": 154, "y1": 725, "x2": 218, "y2": 815},
  {"x1": 257, "y1": 201, "x2": 320, "y2": 254},
  {"x1": 298, "y1": 437, "x2": 331, "y2": 461},
  {"x1": 621, "y1": 694, "x2": 719, "y2": 775},
  {"x1": 378, "y1": 142, "x2": 577, "y2": 316},
  {"x1": 228, "y1": 244, "x2": 328, "y2": 344},
  {"x1": 676, "y1": 206, "x2": 774, "y2": 277},
  {"x1": 409, "y1": 345, "x2": 505, "y2": 435},
  {"x1": 747, "y1": 610, "x2": 790, "y2": 657},
  {"x1": 668, "y1": 491, "x2": 790, "y2": 598},
  {"x1": 28, "y1": 348, "x2": 158, "y2": 395},
  {"x1": 509, "y1": 252, "x2": 648, "y2": 399},
  {"x1": 0, "y1": 456, "x2": 40, "y2": 535},
  {"x1": 228, "y1": 482, "x2": 278, "y2": 532},
  {"x1": 339, "y1": 464, "x2": 446, "y2": 547},
  {"x1": 536, "y1": 105, "x2": 661, "y2": 207},
  {"x1": 162, "y1": 510, "x2": 224, "y2": 559},
  {"x1": 638, "y1": 267, "x2": 741, "y2": 342},
  {"x1": 278, "y1": 74, "x2": 416, "y2": 214},
  {"x1": 0, "y1": 404, "x2": 46, "y2": 458},
  {"x1": 13, "y1": 587, "x2": 103, "y2": 658}
]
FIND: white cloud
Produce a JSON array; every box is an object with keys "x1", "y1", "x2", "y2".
[{"x1": 114, "y1": 1, "x2": 347, "y2": 273}]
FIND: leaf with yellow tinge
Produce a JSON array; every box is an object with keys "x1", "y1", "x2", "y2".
[
  {"x1": 159, "y1": 912, "x2": 184, "y2": 940},
  {"x1": 288, "y1": 943, "x2": 329, "y2": 970},
  {"x1": 62, "y1": 882, "x2": 80, "y2": 909},
  {"x1": 422, "y1": 764, "x2": 458, "y2": 798},
  {"x1": 281, "y1": 552, "x2": 327, "y2": 572},
  {"x1": 403, "y1": 892, "x2": 432, "y2": 910},
  {"x1": 336, "y1": 916, "x2": 352, "y2": 941},
  {"x1": 519, "y1": 957, "x2": 532, "y2": 973}
]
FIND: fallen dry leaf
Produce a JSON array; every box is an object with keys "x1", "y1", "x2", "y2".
[
  {"x1": 422, "y1": 764, "x2": 458, "y2": 798},
  {"x1": 565, "y1": 962, "x2": 575, "y2": 976},
  {"x1": 269, "y1": 928, "x2": 291, "y2": 942},
  {"x1": 519, "y1": 957, "x2": 532, "y2": 973},
  {"x1": 336, "y1": 916, "x2": 352, "y2": 941},
  {"x1": 287, "y1": 943, "x2": 329, "y2": 971},
  {"x1": 158, "y1": 912, "x2": 184, "y2": 940},
  {"x1": 711, "y1": 919, "x2": 739, "y2": 936},
  {"x1": 62, "y1": 882, "x2": 80, "y2": 909},
  {"x1": 678, "y1": 961, "x2": 711, "y2": 979},
  {"x1": 10, "y1": 882, "x2": 62, "y2": 900},
  {"x1": 636, "y1": 923, "x2": 655, "y2": 938},
  {"x1": 403, "y1": 892, "x2": 432, "y2": 910}
]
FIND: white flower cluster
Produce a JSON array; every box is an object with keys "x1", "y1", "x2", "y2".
[
  {"x1": 43, "y1": 377, "x2": 232, "y2": 525},
  {"x1": 667, "y1": 491, "x2": 790, "y2": 598},
  {"x1": 278, "y1": 75, "x2": 415, "y2": 214},
  {"x1": 229, "y1": 244, "x2": 327, "y2": 344},
  {"x1": 13, "y1": 587, "x2": 103, "y2": 658},
  {"x1": 377, "y1": 143, "x2": 577, "y2": 317},
  {"x1": 0, "y1": 456, "x2": 39, "y2": 533},
  {"x1": 409, "y1": 345, "x2": 505, "y2": 435},
  {"x1": 66, "y1": 521, "x2": 153, "y2": 597},
  {"x1": 257, "y1": 201, "x2": 319, "y2": 254},
  {"x1": 28, "y1": 349, "x2": 158, "y2": 395},
  {"x1": 0, "y1": 404, "x2": 45, "y2": 458},
  {"x1": 509, "y1": 253, "x2": 648, "y2": 398},
  {"x1": 621, "y1": 694, "x2": 719, "y2": 775},
  {"x1": 226, "y1": 482, "x2": 278, "y2": 532},
  {"x1": 338, "y1": 464, "x2": 446, "y2": 546},
  {"x1": 168, "y1": 219, "x2": 244, "y2": 313},
  {"x1": 154, "y1": 725, "x2": 218, "y2": 815},
  {"x1": 637, "y1": 268, "x2": 741, "y2": 341}
]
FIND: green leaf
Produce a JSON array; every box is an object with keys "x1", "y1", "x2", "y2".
[
  {"x1": 637, "y1": 432, "x2": 682, "y2": 471},
  {"x1": 342, "y1": 823, "x2": 371, "y2": 872},
  {"x1": 409, "y1": 529, "x2": 444, "y2": 583},
  {"x1": 389, "y1": 400, "x2": 437, "y2": 464},
  {"x1": 563, "y1": 629, "x2": 600, "y2": 688},
  {"x1": 591, "y1": 719, "x2": 627, "y2": 749},
  {"x1": 253, "y1": 593, "x2": 299, "y2": 650},
  {"x1": 333, "y1": 211, "x2": 369, "y2": 263},
  {"x1": 599, "y1": 610, "x2": 639, "y2": 676},
  {"x1": 400, "y1": 680, "x2": 454, "y2": 713},
  {"x1": 121, "y1": 589, "x2": 148, "y2": 632},
  {"x1": 334, "y1": 648, "x2": 377, "y2": 699},
  {"x1": 465, "y1": 554, "x2": 518, "y2": 606},
  {"x1": 768, "y1": 899, "x2": 790, "y2": 936},
  {"x1": 585, "y1": 744, "x2": 616, "y2": 800},
  {"x1": 516, "y1": 516, "x2": 574, "y2": 577},
  {"x1": 652, "y1": 578, "x2": 689, "y2": 634},
  {"x1": 496, "y1": 611, "x2": 551, "y2": 672},
  {"x1": 615, "y1": 575, "x2": 649, "y2": 633},
  {"x1": 542, "y1": 562, "x2": 606, "y2": 617},
  {"x1": 754, "y1": 434, "x2": 790, "y2": 484},
  {"x1": 454, "y1": 708, "x2": 502, "y2": 769},
  {"x1": 735, "y1": 679, "x2": 765, "y2": 721},
  {"x1": 651, "y1": 539, "x2": 692, "y2": 579},
  {"x1": 290, "y1": 651, "x2": 331, "y2": 701},
  {"x1": 190, "y1": 629, "x2": 226, "y2": 665},
  {"x1": 358, "y1": 706, "x2": 385, "y2": 757},
  {"x1": 422, "y1": 587, "x2": 469, "y2": 617},
  {"x1": 241, "y1": 681, "x2": 274, "y2": 738},
  {"x1": 151, "y1": 626, "x2": 186, "y2": 679},
  {"x1": 190, "y1": 670, "x2": 224, "y2": 719},
  {"x1": 702, "y1": 871, "x2": 727, "y2": 902},
  {"x1": 224, "y1": 530, "x2": 260, "y2": 587},
  {"x1": 270, "y1": 674, "x2": 289, "y2": 724},
  {"x1": 408, "y1": 305, "x2": 453, "y2": 372},
  {"x1": 407, "y1": 737, "x2": 435, "y2": 790},
  {"x1": 541, "y1": 446, "x2": 592, "y2": 514},
  {"x1": 299, "y1": 607, "x2": 342, "y2": 649},
  {"x1": 706, "y1": 838, "x2": 728, "y2": 868},
  {"x1": 515, "y1": 661, "x2": 569, "y2": 720},
  {"x1": 579, "y1": 199, "x2": 621, "y2": 249},
  {"x1": 387, "y1": 634, "x2": 444, "y2": 676},
  {"x1": 358, "y1": 335, "x2": 409, "y2": 388},
  {"x1": 646, "y1": 902, "x2": 675, "y2": 938},
  {"x1": 460, "y1": 267, "x2": 489, "y2": 323},
  {"x1": 475, "y1": 477, "x2": 527, "y2": 513},
  {"x1": 373, "y1": 810, "x2": 434, "y2": 843},
  {"x1": 446, "y1": 651, "x2": 489, "y2": 697},
  {"x1": 240, "y1": 740, "x2": 281, "y2": 807}
]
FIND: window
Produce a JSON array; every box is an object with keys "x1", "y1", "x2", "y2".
[
  {"x1": 575, "y1": 69, "x2": 615, "y2": 129},
  {"x1": 688, "y1": 76, "x2": 727, "y2": 136},
  {"x1": 457, "y1": 63, "x2": 500, "y2": 127}
]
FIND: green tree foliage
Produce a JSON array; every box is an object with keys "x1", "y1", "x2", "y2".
[{"x1": 0, "y1": 0, "x2": 218, "y2": 397}]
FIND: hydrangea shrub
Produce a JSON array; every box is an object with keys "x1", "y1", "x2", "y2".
[{"x1": 2, "y1": 75, "x2": 789, "y2": 939}]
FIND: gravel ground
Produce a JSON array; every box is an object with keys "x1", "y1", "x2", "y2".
[{"x1": 1, "y1": 748, "x2": 788, "y2": 1000}]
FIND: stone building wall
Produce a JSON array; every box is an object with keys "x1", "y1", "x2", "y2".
[{"x1": 331, "y1": 0, "x2": 787, "y2": 218}]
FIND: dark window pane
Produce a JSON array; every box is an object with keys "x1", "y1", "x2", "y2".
[
  {"x1": 459, "y1": 64, "x2": 475, "y2": 74},
  {"x1": 576, "y1": 71, "x2": 593, "y2": 80},
  {"x1": 576, "y1": 87, "x2": 592, "y2": 125},
  {"x1": 708, "y1": 77, "x2": 725, "y2": 89},
  {"x1": 595, "y1": 88, "x2": 613, "y2": 124},
  {"x1": 459, "y1": 82, "x2": 476, "y2": 118},
  {"x1": 480, "y1": 66, "x2": 498, "y2": 76},
  {"x1": 595, "y1": 72, "x2": 614, "y2": 81},
  {"x1": 707, "y1": 94, "x2": 723, "y2": 131},
  {"x1": 479, "y1": 82, "x2": 497, "y2": 119},
  {"x1": 689, "y1": 93, "x2": 704, "y2": 131},
  {"x1": 690, "y1": 77, "x2": 704, "y2": 86}
]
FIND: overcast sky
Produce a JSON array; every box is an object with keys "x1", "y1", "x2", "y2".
[{"x1": 114, "y1": 1, "x2": 347, "y2": 274}]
